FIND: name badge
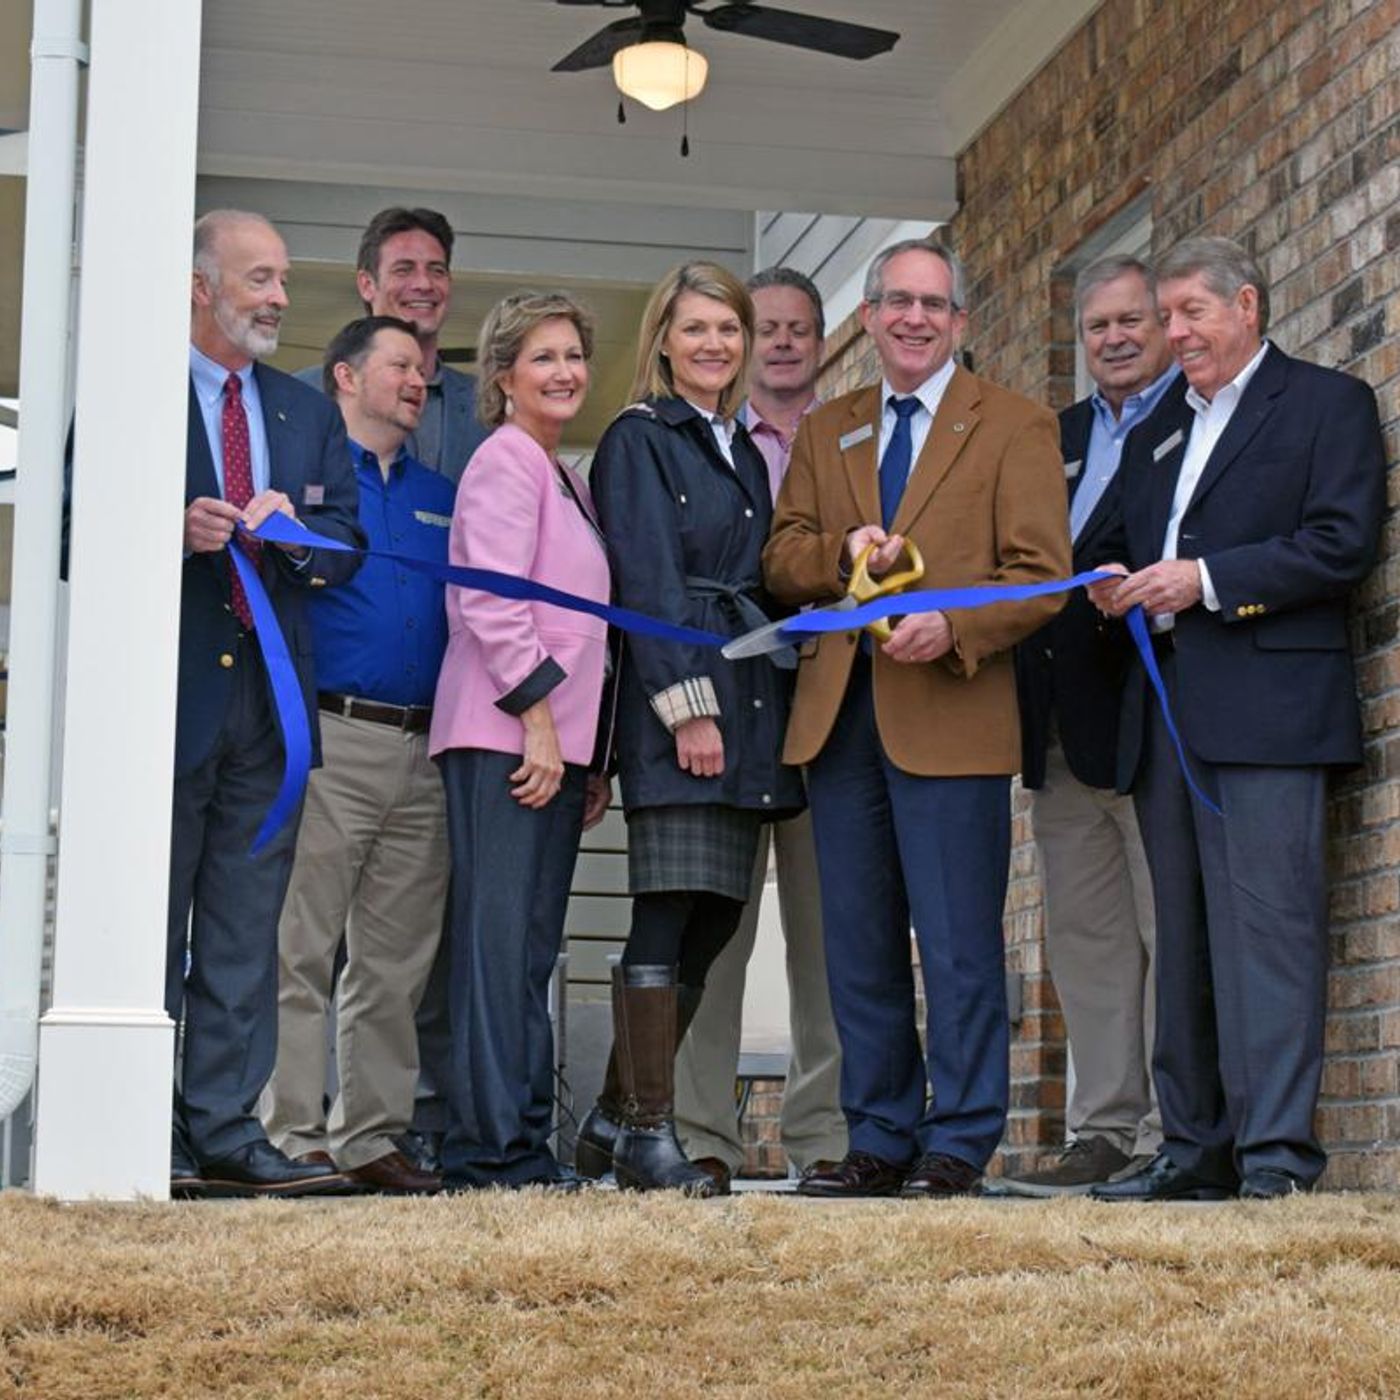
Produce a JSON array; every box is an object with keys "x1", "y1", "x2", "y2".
[
  {"x1": 1153, "y1": 429, "x2": 1184, "y2": 461},
  {"x1": 839, "y1": 424, "x2": 874, "y2": 452},
  {"x1": 414, "y1": 510, "x2": 452, "y2": 528},
  {"x1": 1063, "y1": 458, "x2": 1083, "y2": 480},
  {"x1": 302, "y1": 484, "x2": 325, "y2": 506}
]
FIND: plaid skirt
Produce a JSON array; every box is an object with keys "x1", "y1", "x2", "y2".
[{"x1": 626, "y1": 804, "x2": 761, "y2": 902}]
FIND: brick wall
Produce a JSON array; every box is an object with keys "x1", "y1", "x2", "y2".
[{"x1": 796, "y1": 0, "x2": 1400, "y2": 1186}]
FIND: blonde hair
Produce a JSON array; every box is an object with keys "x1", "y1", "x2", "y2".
[
  {"x1": 477, "y1": 291, "x2": 596, "y2": 427},
  {"x1": 629, "y1": 261, "x2": 753, "y2": 421}
]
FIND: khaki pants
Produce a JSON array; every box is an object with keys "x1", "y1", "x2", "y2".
[
  {"x1": 1031, "y1": 741, "x2": 1161, "y2": 1157},
  {"x1": 262, "y1": 712, "x2": 449, "y2": 1170},
  {"x1": 675, "y1": 807, "x2": 847, "y2": 1173}
]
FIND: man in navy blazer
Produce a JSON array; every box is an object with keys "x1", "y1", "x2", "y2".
[
  {"x1": 1089, "y1": 236, "x2": 1385, "y2": 1201},
  {"x1": 1001, "y1": 256, "x2": 1175, "y2": 1196},
  {"x1": 171, "y1": 210, "x2": 364, "y2": 1197}
]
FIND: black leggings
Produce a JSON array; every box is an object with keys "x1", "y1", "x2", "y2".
[{"x1": 622, "y1": 890, "x2": 745, "y2": 989}]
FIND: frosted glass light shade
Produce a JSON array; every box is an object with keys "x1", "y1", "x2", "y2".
[{"x1": 612, "y1": 41, "x2": 708, "y2": 111}]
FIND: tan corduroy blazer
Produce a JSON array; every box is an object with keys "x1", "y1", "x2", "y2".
[{"x1": 763, "y1": 366, "x2": 1071, "y2": 777}]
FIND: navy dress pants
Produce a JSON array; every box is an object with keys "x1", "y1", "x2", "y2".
[
  {"x1": 1133, "y1": 652, "x2": 1329, "y2": 1187},
  {"x1": 166, "y1": 640, "x2": 301, "y2": 1162},
  {"x1": 805, "y1": 659, "x2": 1011, "y2": 1170},
  {"x1": 438, "y1": 748, "x2": 586, "y2": 1187}
]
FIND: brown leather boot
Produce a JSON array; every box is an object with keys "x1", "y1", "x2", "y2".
[
  {"x1": 612, "y1": 964, "x2": 717, "y2": 1196},
  {"x1": 575, "y1": 964, "x2": 625, "y2": 1179},
  {"x1": 575, "y1": 968, "x2": 704, "y2": 1180}
]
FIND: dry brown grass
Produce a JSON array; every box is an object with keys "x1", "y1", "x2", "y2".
[{"x1": 1, "y1": 1190, "x2": 1398, "y2": 1398}]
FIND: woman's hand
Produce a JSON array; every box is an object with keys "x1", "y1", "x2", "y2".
[
  {"x1": 510, "y1": 699, "x2": 565, "y2": 808},
  {"x1": 582, "y1": 773, "x2": 613, "y2": 831},
  {"x1": 675, "y1": 717, "x2": 724, "y2": 778}
]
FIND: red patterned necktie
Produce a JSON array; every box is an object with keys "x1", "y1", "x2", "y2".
[{"x1": 221, "y1": 371, "x2": 260, "y2": 630}]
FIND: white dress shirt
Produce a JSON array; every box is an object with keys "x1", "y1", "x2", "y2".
[
  {"x1": 1158, "y1": 340, "x2": 1270, "y2": 626},
  {"x1": 687, "y1": 399, "x2": 736, "y2": 469},
  {"x1": 876, "y1": 359, "x2": 958, "y2": 495}
]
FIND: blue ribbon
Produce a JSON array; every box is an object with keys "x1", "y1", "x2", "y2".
[
  {"x1": 229, "y1": 542, "x2": 312, "y2": 853},
  {"x1": 236, "y1": 516, "x2": 1218, "y2": 852}
]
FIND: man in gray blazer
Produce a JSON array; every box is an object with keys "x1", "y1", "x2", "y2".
[
  {"x1": 297, "y1": 206, "x2": 487, "y2": 482},
  {"x1": 293, "y1": 207, "x2": 488, "y2": 1169}
]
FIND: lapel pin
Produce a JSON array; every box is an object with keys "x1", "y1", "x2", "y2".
[
  {"x1": 277, "y1": 410, "x2": 287, "y2": 422},
  {"x1": 953, "y1": 422, "x2": 965, "y2": 433}
]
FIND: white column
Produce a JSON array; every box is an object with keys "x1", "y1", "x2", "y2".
[{"x1": 32, "y1": 0, "x2": 203, "y2": 1201}]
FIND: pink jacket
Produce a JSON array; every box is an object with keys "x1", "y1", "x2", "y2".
[{"x1": 429, "y1": 424, "x2": 611, "y2": 766}]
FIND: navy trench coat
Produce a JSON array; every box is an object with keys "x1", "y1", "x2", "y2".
[{"x1": 590, "y1": 396, "x2": 805, "y2": 818}]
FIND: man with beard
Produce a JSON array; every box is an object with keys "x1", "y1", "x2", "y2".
[
  {"x1": 263, "y1": 318, "x2": 454, "y2": 1195},
  {"x1": 171, "y1": 210, "x2": 363, "y2": 1198}
]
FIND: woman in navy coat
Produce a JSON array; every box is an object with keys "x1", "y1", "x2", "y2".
[{"x1": 576, "y1": 261, "x2": 804, "y2": 1194}]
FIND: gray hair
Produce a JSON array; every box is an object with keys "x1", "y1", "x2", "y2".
[
  {"x1": 477, "y1": 290, "x2": 596, "y2": 428},
  {"x1": 1153, "y1": 235, "x2": 1270, "y2": 333},
  {"x1": 863, "y1": 237, "x2": 966, "y2": 310},
  {"x1": 1074, "y1": 255, "x2": 1156, "y2": 331},
  {"x1": 747, "y1": 265, "x2": 825, "y2": 341},
  {"x1": 192, "y1": 209, "x2": 278, "y2": 289}
]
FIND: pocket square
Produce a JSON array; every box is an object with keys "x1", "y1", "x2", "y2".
[{"x1": 839, "y1": 424, "x2": 874, "y2": 452}]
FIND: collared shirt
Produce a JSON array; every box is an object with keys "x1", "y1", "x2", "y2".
[
  {"x1": 743, "y1": 396, "x2": 819, "y2": 505},
  {"x1": 685, "y1": 400, "x2": 736, "y2": 469},
  {"x1": 1069, "y1": 364, "x2": 1180, "y2": 541},
  {"x1": 876, "y1": 359, "x2": 957, "y2": 494},
  {"x1": 309, "y1": 439, "x2": 457, "y2": 707},
  {"x1": 189, "y1": 344, "x2": 271, "y2": 496},
  {"x1": 411, "y1": 360, "x2": 447, "y2": 471},
  {"x1": 1158, "y1": 339, "x2": 1270, "y2": 627}
]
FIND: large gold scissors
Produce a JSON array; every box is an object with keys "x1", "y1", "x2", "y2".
[{"x1": 721, "y1": 539, "x2": 925, "y2": 659}]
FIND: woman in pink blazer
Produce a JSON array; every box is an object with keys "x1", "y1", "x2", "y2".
[{"x1": 429, "y1": 290, "x2": 611, "y2": 1190}]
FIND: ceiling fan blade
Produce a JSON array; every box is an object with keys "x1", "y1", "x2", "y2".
[
  {"x1": 552, "y1": 16, "x2": 647, "y2": 71},
  {"x1": 695, "y1": 4, "x2": 898, "y2": 59}
]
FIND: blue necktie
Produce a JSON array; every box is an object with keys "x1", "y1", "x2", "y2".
[{"x1": 880, "y1": 396, "x2": 922, "y2": 529}]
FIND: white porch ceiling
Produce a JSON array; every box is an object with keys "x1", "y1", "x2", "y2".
[
  {"x1": 196, "y1": 0, "x2": 1097, "y2": 220},
  {"x1": 0, "y1": 0, "x2": 1099, "y2": 404}
]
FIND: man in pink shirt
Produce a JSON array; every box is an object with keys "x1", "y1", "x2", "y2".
[{"x1": 673, "y1": 267, "x2": 847, "y2": 1189}]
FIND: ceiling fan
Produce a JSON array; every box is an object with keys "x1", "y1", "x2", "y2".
[{"x1": 552, "y1": 0, "x2": 900, "y2": 112}]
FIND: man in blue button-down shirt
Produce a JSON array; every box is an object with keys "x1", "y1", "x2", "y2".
[
  {"x1": 263, "y1": 316, "x2": 457, "y2": 1194},
  {"x1": 1003, "y1": 255, "x2": 1177, "y2": 1196}
]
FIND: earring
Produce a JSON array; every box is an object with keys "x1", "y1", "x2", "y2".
[{"x1": 505, "y1": 393, "x2": 515, "y2": 417}]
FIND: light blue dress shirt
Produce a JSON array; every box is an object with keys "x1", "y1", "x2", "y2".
[
  {"x1": 1068, "y1": 363, "x2": 1179, "y2": 542},
  {"x1": 188, "y1": 344, "x2": 271, "y2": 497}
]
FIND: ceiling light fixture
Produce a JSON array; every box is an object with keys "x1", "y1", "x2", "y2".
[{"x1": 612, "y1": 40, "x2": 708, "y2": 111}]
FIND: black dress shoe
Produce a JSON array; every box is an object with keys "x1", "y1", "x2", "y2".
[
  {"x1": 200, "y1": 1140, "x2": 353, "y2": 1198},
  {"x1": 171, "y1": 1136, "x2": 206, "y2": 1201},
  {"x1": 1089, "y1": 1151, "x2": 1233, "y2": 1202},
  {"x1": 1240, "y1": 1168, "x2": 1311, "y2": 1200},
  {"x1": 899, "y1": 1152, "x2": 982, "y2": 1198},
  {"x1": 796, "y1": 1150, "x2": 906, "y2": 1198}
]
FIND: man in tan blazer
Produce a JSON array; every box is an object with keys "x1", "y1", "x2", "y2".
[{"x1": 764, "y1": 237, "x2": 1070, "y2": 1197}]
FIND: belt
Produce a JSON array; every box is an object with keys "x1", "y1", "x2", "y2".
[{"x1": 318, "y1": 692, "x2": 432, "y2": 734}]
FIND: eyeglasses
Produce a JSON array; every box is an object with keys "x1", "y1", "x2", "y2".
[{"x1": 869, "y1": 291, "x2": 959, "y2": 316}]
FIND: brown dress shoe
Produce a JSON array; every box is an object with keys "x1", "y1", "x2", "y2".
[
  {"x1": 293, "y1": 1150, "x2": 338, "y2": 1170},
  {"x1": 899, "y1": 1152, "x2": 982, "y2": 1198},
  {"x1": 798, "y1": 1158, "x2": 842, "y2": 1182},
  {"x1": 796, "y1": 1151, "x2": 906, "y2": 1198},
  {"x1": 346, "y1": 1149, "x2": 443, "y2": 1195},
  {"x1": 690, "y1": 1157, "x2": 734, "y2": 1195}
]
